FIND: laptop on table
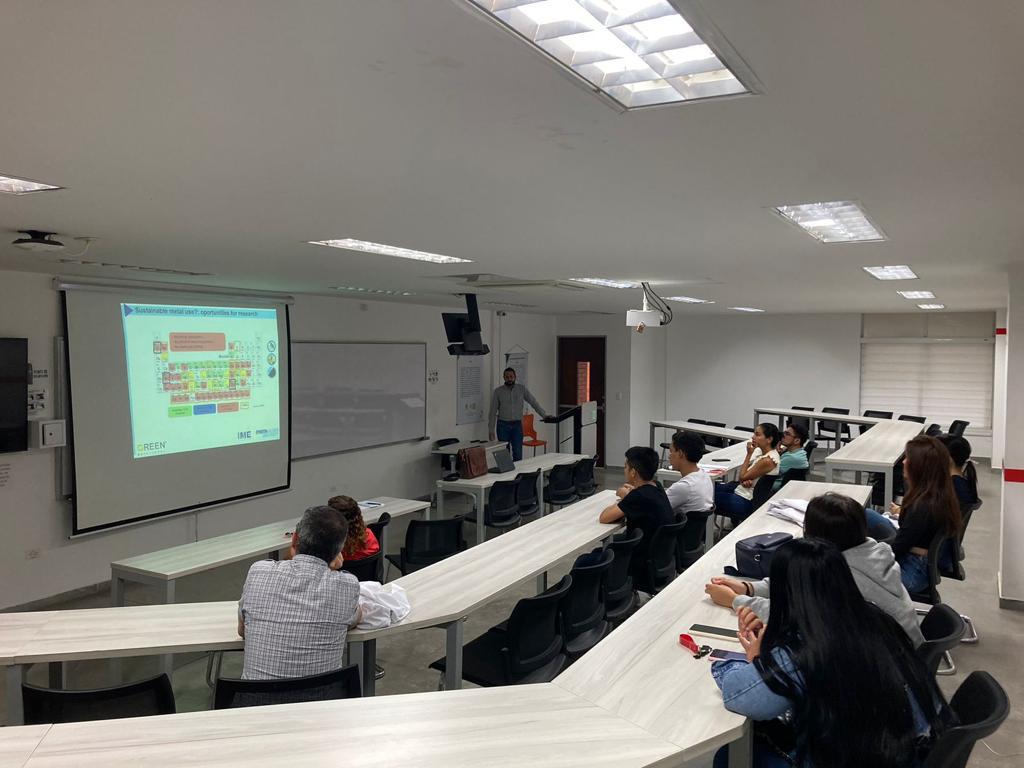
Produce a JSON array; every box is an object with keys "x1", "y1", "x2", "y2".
[{"x1": 488, "y1": 447, "x2": 516, "y2": 474}]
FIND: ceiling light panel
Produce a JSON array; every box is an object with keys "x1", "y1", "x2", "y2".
[
  {"x1": 731, "y1": 306, "x2": 765, "y2": 313},
  {"x1": 774, "y1": 201, "x2": 886, "y2": 243},
  {"x1": 467, "y1": 0, "x2": 748, "y2": 109},
  {"x1": 897, "y1": 290, "x2": 935, "y2": 299},
  {"x1": 863, "y1": 265, "x2": 918, "y2": 281},
  {"x1": 570, "y1": 277, "x2": 639, "y2": 288},
  {"x1": 309, "y1": 239, "x2": 472, "y2": 264},
  {"x1": 0, "y1": 173, "x2": 62, "y2": 195},
  {"x1": 918, "y1": 304, "x2": 945, "y2": 310},
  {"x1": 665, "y1": 295, "x2": 713, "y2": 304},
  {"x1": 331, "y1": 286, "x2": 414, "y2": 296}
]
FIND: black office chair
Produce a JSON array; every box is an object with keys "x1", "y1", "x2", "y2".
[
  {"x1": 940, "y1": 499, "x2": 981, "y2": 644},
  {"x1": 560, "y1": 548, "x2": 614, "y2": 660},
  {"x1": 803, "y1": 439, "x2": 818, "y2": 469},
  {"x1": 859, "y1": 409, "x2": 893, "y2": 435},
  {"x1": 604, "y1": 529, "x2": 643, "y2": 624},
  {"x1": 948, "y1": 419, "x2": 970, "y2": 438},
  {"x1": 788, "y1": 406, "x2": 814, "y2": 434},
  {"x1": 344, "y1": 550, "x2": 383, "y2": 582},
  {"x1": 921, "y1": 672, "x2": 1009, "y2": 768},
  {"x1": 776, "y1": 467, "x2": 808, "y2": 488},
  {"x1": 715, "y1": 474, "x2": 776, "y2": 536},
  {"x1": 917, "y1": 603, "x2": 966, "y2": 676},
  {"x1": 516, "y1": 469, "x2": 542, "y2": 520},
  {"x1": 467, "y1": 479, "x2": 521, "y2": 532},
  {"x1": 635, "y1": 520, "x2": 687, "y2": 595},
  {"x1": 385, "y1": 516, "x2": 466, "y2": 576},
  {"x1": 543, "y1": 464, "x2": 578, "y2": 512},
  {"x1": 687, "y1": 418, "x2": 709, "y2": 424},
  {"x1": 899, "y1": 414, "x2": 927, "y2": 423},
  {"x1": 367, "y1": 511, "x2": 390, "y2": 548},
  {"x1": 429, "y1": 575, "x2": 572, "y2": 687},
  {"x1": 733, "y1": 425, "x2": 755, "y2": 433},
  {"x1": 22, "y1": 674, "x2": 175, "y2": 724},
  {"x1": 814, "y1": 407, "x2": 851, "y2": 451},
  {"x1": 214, "y1": 665, "x2": 361, "y2": 709},
  {"x1": 573, "y1": 457, "x2": 598, "y2": 498},
  {"x1": 926, "y1": 423, "x2": 943, "y2": 436},
  {"x1": 704, "y1": 420, "x2": 728, "y2": 449},
  {"x1": 676, "y1": 507, "x2": 713, "y2": 571}
]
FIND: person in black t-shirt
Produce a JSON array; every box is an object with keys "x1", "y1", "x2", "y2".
[{"x1": 600, "y1": 446, "x2": 675, "y2": 589}]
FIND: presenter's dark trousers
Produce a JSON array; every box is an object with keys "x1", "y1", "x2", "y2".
[{"x1": 497, "y1": 419, "x2": 524, "y2": 461}]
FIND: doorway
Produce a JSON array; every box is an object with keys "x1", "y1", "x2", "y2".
[{"x1": 557, "y1": 336, "x2": 606, "y2": 466}]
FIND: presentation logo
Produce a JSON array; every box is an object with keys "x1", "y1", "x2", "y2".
[
  {"x1": 238, "y1": 431, "x2": 252, "y2": 440},
  {"x1": 136, "y1": 441, "x2": 167, "y2": 454}
]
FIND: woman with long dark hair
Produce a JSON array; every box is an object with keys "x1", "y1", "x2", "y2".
[
  {"x1": 865, "y1": 435, "x2": 962, "y2": 593},
  {"x1": 713, "y1": 422, "x2": 782, "y2": 524},
  {"x1": 712, "y1": 538, "x2": 945, "y2": 767}
]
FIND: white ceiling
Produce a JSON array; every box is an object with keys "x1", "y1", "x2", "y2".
[{"x1": 1, "y1": 0, "x2": 1021, "y2": 315}]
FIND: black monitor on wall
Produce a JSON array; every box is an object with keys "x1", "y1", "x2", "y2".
[{"x1": 0, "y1": 338, "x2": 28, "y2": 453}]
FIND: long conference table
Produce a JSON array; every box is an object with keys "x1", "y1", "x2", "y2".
[
  {"x1": 648, "y1": 419, "x2": 750, "y2": 451},
  {"x1": 0, "y1": 480, "x2": 869, "y2": 768},
  {"x1": 825, "y1": 419, "x2": 925, "y2": 508},
  {"x1": 752, "y1": 406, "x2": 892, "y2": 436}
]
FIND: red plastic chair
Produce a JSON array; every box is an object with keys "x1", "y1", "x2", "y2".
[{"x1": 522, "y1": 413, "x2": 547, "y2": 457}]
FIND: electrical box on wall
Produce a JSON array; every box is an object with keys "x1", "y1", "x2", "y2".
[{"x1": 30, "y1": 419, "x2": 66, "y2": 449}]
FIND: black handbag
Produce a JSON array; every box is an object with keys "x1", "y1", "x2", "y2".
[{"x1": 733, "y1": 532, "x2": 793, "y2": 579}]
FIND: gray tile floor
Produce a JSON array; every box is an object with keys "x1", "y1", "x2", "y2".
[{"x1": 3, "y1": 463, "x2": 1021, "y2": 765}]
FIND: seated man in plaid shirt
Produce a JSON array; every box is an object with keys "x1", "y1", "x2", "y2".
[{"x1": 238, "y1": 505, "x2": 362, "y2": 680}]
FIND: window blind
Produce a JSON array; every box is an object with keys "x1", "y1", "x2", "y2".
[{"x1": 859, "y1": 342, "x2": 994, "y2": 430}]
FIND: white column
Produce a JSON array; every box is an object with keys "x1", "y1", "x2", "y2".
[
  {"x1": 999, "y1": 266, "x2": 1024, "y2": 606},
  {"x1": 991, "y1": 308, "x2": 1008, "y2": 469}
]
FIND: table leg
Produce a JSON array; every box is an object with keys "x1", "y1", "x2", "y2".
[
  {"x1": 728, "y1": 722, "x2": 753, "y2": 768},
  {"x1": 884, "y1": 465, "x2": 895, "y2": 510},
  {"x1": 5, "y1": 665, "x2": 25, "y2": 725},
  {"x1": 158, "y1": 579, "x2": 177, "y2": 678},
  {"x1": 536, "y1": 472, "x2": 545, "y2": 518},
  {"x1": 825, "y1": 463, "x2": 833, "y2": 483},
  {"x1": 111, "y1": 572, "x2": 126, "y2": 607},
  {"x1": 855, "y1": 471, "x2": 863, "y2": 485},
  {"x1": 537, "y1": 571, "x2": 548, "y2": 593},
  {"x1": 444, "y1": 620, "x2": 464, "y2": 691},
  {"x1": 433, "y1": 482, "x2": 442, "y2": 520},
  {"x1": 477, "y1": 490, "x2": 486, "y2": 545},
  {"x1": 48, "y1": 661, "x2": 64, "y2": 690},
  {"x1": 705, "y1": 513, "x2": 716, "y2": 552},
  {"x1": 649, "y1": 421, "x2": 656, "y2": 450},
  {"x1": 361, "y1": 640, "x2": 377, "y2": 696}
]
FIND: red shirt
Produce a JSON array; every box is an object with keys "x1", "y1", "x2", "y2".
[{"x1": 345, "y1": 529, "x2": 380, "y2": 562}]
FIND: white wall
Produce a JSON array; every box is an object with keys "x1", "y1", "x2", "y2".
[
  {"x1": 0, "y1": 270, "x2": 556, "y2": 608},
  {"x1": 992, "y1": 308, "x2": 1008, "y2": 469},
  {"x1": 999, "y1": 265, "x2": 1024, "y2": 605},
  {"x1": 629, "y1": 328, "x2": 667, "y2": 449},
  {"x1": 664, "y1": 314, "x2": 863, "y2": 432}
]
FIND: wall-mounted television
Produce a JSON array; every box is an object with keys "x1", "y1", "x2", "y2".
[{"x1": 0, "y1": 338, "x2": 29, "y2": 453}]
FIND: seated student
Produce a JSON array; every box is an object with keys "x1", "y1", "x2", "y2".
[
  {"x1": 864, "y1": 436, "x2": 962, "y2": 594},
  {"x1": 774, "y1": 422, "x2": 809, "y2": 491},
  {"x1": 665, "y1": 431, "x2": 714, "y2": 516},
  {"x1": 937, "y1": 434, "x2": 980, "y2": 510},
  {"x1": 711, "y1": 538, "x2": 946, "y2": 768},
  {"x1": 328, "y1": 494, "x2": 380, "y2": 561},
  {"x1": 705, "y1": 492, "x2": 924, "y2": 646},
  {"x1": 238, "y1": 505, "x2": 362, "y2": 680},
  {"x1": 600, "y1": 446, "x2": 674, "y2": 585},
  {"x1": 713, "y1": 423, "x2": 782, "y2": 523}
]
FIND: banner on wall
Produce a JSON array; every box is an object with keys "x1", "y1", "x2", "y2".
[
  {"x1": 456, "y1": 355, "x2": 485, "y2": 425},
  {"x1": 505, "y1": 349, "x2": 528, "y2": 388}
]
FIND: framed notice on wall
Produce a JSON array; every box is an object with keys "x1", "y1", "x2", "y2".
[{"x1": 456, "y1": 355, "x2": 485, "y2": 425}]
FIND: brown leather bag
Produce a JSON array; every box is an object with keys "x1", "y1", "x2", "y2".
[{"x1": 456, "y1": 446, "x2": 488, "y2": 479}]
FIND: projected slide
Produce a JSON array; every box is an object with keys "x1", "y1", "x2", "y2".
[{"x1": 122, "y1": 303, "x2": 281, "y2": 459}]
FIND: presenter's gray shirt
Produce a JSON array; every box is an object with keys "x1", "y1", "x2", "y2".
[{"x1": 489, "y1": 382, "x2": 547, "y2": 427}]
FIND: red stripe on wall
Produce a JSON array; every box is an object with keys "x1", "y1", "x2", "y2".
[
  {"x1": 996, "y1": 328, "x2": 1007, "y2": 335},
  {"x1": 1006, "y1": 468, "x2": 1024, "y2": 483}
]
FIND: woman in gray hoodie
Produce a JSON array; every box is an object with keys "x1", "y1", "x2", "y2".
[{"x1": 705, "y1": 492, "x2": 925, "y2": 647}]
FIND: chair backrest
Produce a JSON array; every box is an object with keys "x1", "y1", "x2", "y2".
[
  {"x1": 366, "y1": 512, "x2": 390, "y2": 545},
  {"x1": 687, "y1": 418, "x2": 708, "y2": 424},
  {"x1": 751, "y1": 473, "x2": 778, "y2": 510},
  {"x1": 344, "y1": 550, "x2": 382, "y2": 582},
  {"x1": 917, "y1": 604, "x2": 967, "y2": 677},
  {"x1": 819, "y1": 406, "x2": 851, "y2": 435},
  {"x1": 911, "y1": 528, "x2": 949, "y2": 604},
  {"x1": 562, "y1": 548, "x2": 615, "y2": 638},
  {"x1": 899, "y1": 414, "x2": 927, "y2": 423},
  {"x1": 522, "y1": 413, "x2": 537, "y2": 439},
  {"x1": 733, "y1": 425, "x2": 755, "y2": 433},
  {"x1": 486, "y1": 479, "x2": 520, "y2": 525},
  {"x1": 548, "y1": 464, "x2": 576, "y2": 494},
  {"x1": 677, "y1": 507, "x2": 712, "y2": 560},
  {"x1": 433, "y1": 437, "x2": 459, "y2": 449},
  {"x1": 213, "y1": 665, "x2": 361, "y2": 709},
  {"x1": 707, "y1": 421, "x2": 726, "y2": 428},
  {"x1": 605, "y1": 528, "x2": 643, "y2": 601},
  {"x1": 573, "y1": 457, "x2": 598, "y2": 497},
  {"x1": 504, "y1": 574, "x2": 572, "y2": 680},
  {"x1": 403, "y1": 517, "x2": 465, "y2": 566},
  {"x1": 948, "y1": 419, "x2": 970, "y2": 438},
  {"x1": 23, "y1": 673, "x2": 175, "y2": 724},
  {"x1": 922, "y1": 672, "x2": 1010, "y2": 768},
  {"x1": 803, "y1": 439, "x2": 817, "y2": 465},
  {"x1": 859, "y1": 410, "x2": 893, "y2": 434},
  {"x1": 777, "y1": 467, "x2": 808, "y2": 488},
  {"x1": 516, "y1": 469, "x2": 541, "y2": 512},
  {"x1": 645, "y1": 520, "x2": 687, "y2": 592},
  {"x1": 791, "y1": 405, "x2": 814, "y2": 411},
  {"x1": 926, "y1": 423, "x2": 943, "y2": 436}
]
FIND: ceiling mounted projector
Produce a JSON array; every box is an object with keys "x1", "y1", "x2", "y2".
[
  {"x1": 626, "y1": 282, "x2": 673, "y2": 333},
  {"x1": 12, "y1": 230, "x2": 65, "y2": 252}
]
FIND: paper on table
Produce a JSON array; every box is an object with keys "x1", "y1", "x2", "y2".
[{"x1": 766, "y1": 498, "x2": 809, "y2": 527}]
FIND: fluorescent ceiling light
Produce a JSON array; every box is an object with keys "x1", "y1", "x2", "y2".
[
  {"x1": 466, "y1": 0, "x2": 749, "y2": 110},
  {"x1": 309, "y1": 238, "x2": 472, "y2": 264},
  {"x1": 570, "y1": 277, "x2": 639, "y2": 289},
  {"x1": 774, "y1": 201, "x2": 886, "y2": 243},
  {"x1": 863, "y1": 265, "x2": 918, "y2": 281},
  {"x1": 0, "y1": 173, "x2": 62, "y2": 195},
  {"x1": 731, "y1": 306, "x2": 765, "y2": 313},
  {"x1": 331, "y1": 286, "x2": 414, "y2": 296},
  {"x1": 665, "y1": 295, "x2": 713, "y2": 304},
  {"x1": 918, "y1": 304, "x2": 945, "y2": 310},
  {"x1": 898, "y1": 290, "x2": 935, "y2": 299}
]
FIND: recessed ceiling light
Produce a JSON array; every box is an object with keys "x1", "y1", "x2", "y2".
[
  {"x1": 898, "y1": 290, "x2": 935, "y2": 299},
  {"x1": 918, "y1": 304, "x2": 945, "y2": 310},
  {"x1": 863, "y1": 265, "x2": 918, "y2": 281},
  {"x1": 0, "y1": 172, "x2": 62, "y2": 195},
  {"x1": 309, "y1": 238, "x2": 472, "y2": 264},
  {"x1": 773, "y1": 201, "x2": 886, "y2": 243},
  {"x1": 570, "y1": 277, "x2": 639, "y2": 289},
  {"x1": 331, "y1": 286, "x2": 414, "y2": 296},
  {"x1": 731, "y1": 306, "x2": 765, "y2": 313},
  {"x1": 665, "y1": 296, "x2": 714, "y2": 304},
  {"x1": 464, "y1": 0, "x2": 751, "y2": 110}
]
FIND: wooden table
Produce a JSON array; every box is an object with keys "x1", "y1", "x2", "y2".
[
  {"x1": 14, "y1": 685, "x2": 684, "y2": 768},
  {"x1": 554, "y1": 480, "x2": 873, "y2": 768},
  {"x1": 0, "y1": 723, "x2": 50, "y2": 767},
  {"x1": 348, "y1": 491, "x2": 622, "y2": 694},
  {"x1": 435, "y1": 452, "x2": 588, "y2": 544},
  {"x1": 824, "y1": 420, "x2": 924, "y2": 509},
  {"x1": 752, "y1": 406, "x2": 892, "y2": 441},
  {"x1": 431, "y1": 439, "x2": 505, "y2": 472},
  {"x1": 648, "y1": 419, "x2": 749, "y2": 451}
]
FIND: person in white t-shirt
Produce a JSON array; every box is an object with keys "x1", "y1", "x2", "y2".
[
  {"x1": 712, "y1": 423, "x2": 781, "y2": 524},
  {"x1": 665, "y1": 431, "x2": 715, "y2": 516}
]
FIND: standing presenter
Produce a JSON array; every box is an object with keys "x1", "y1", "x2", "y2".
[{"x1": 488, "y1": 367, "x2": 548, "y2": 461}]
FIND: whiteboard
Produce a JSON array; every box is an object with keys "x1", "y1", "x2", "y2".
[{"x1": 291, "y1": 341, "x2": 426, "y2": 458}]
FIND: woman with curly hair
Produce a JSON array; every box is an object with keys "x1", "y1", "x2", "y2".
[{"x1": 327, "y1": 495, "x2": 380, "y2": 561}]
